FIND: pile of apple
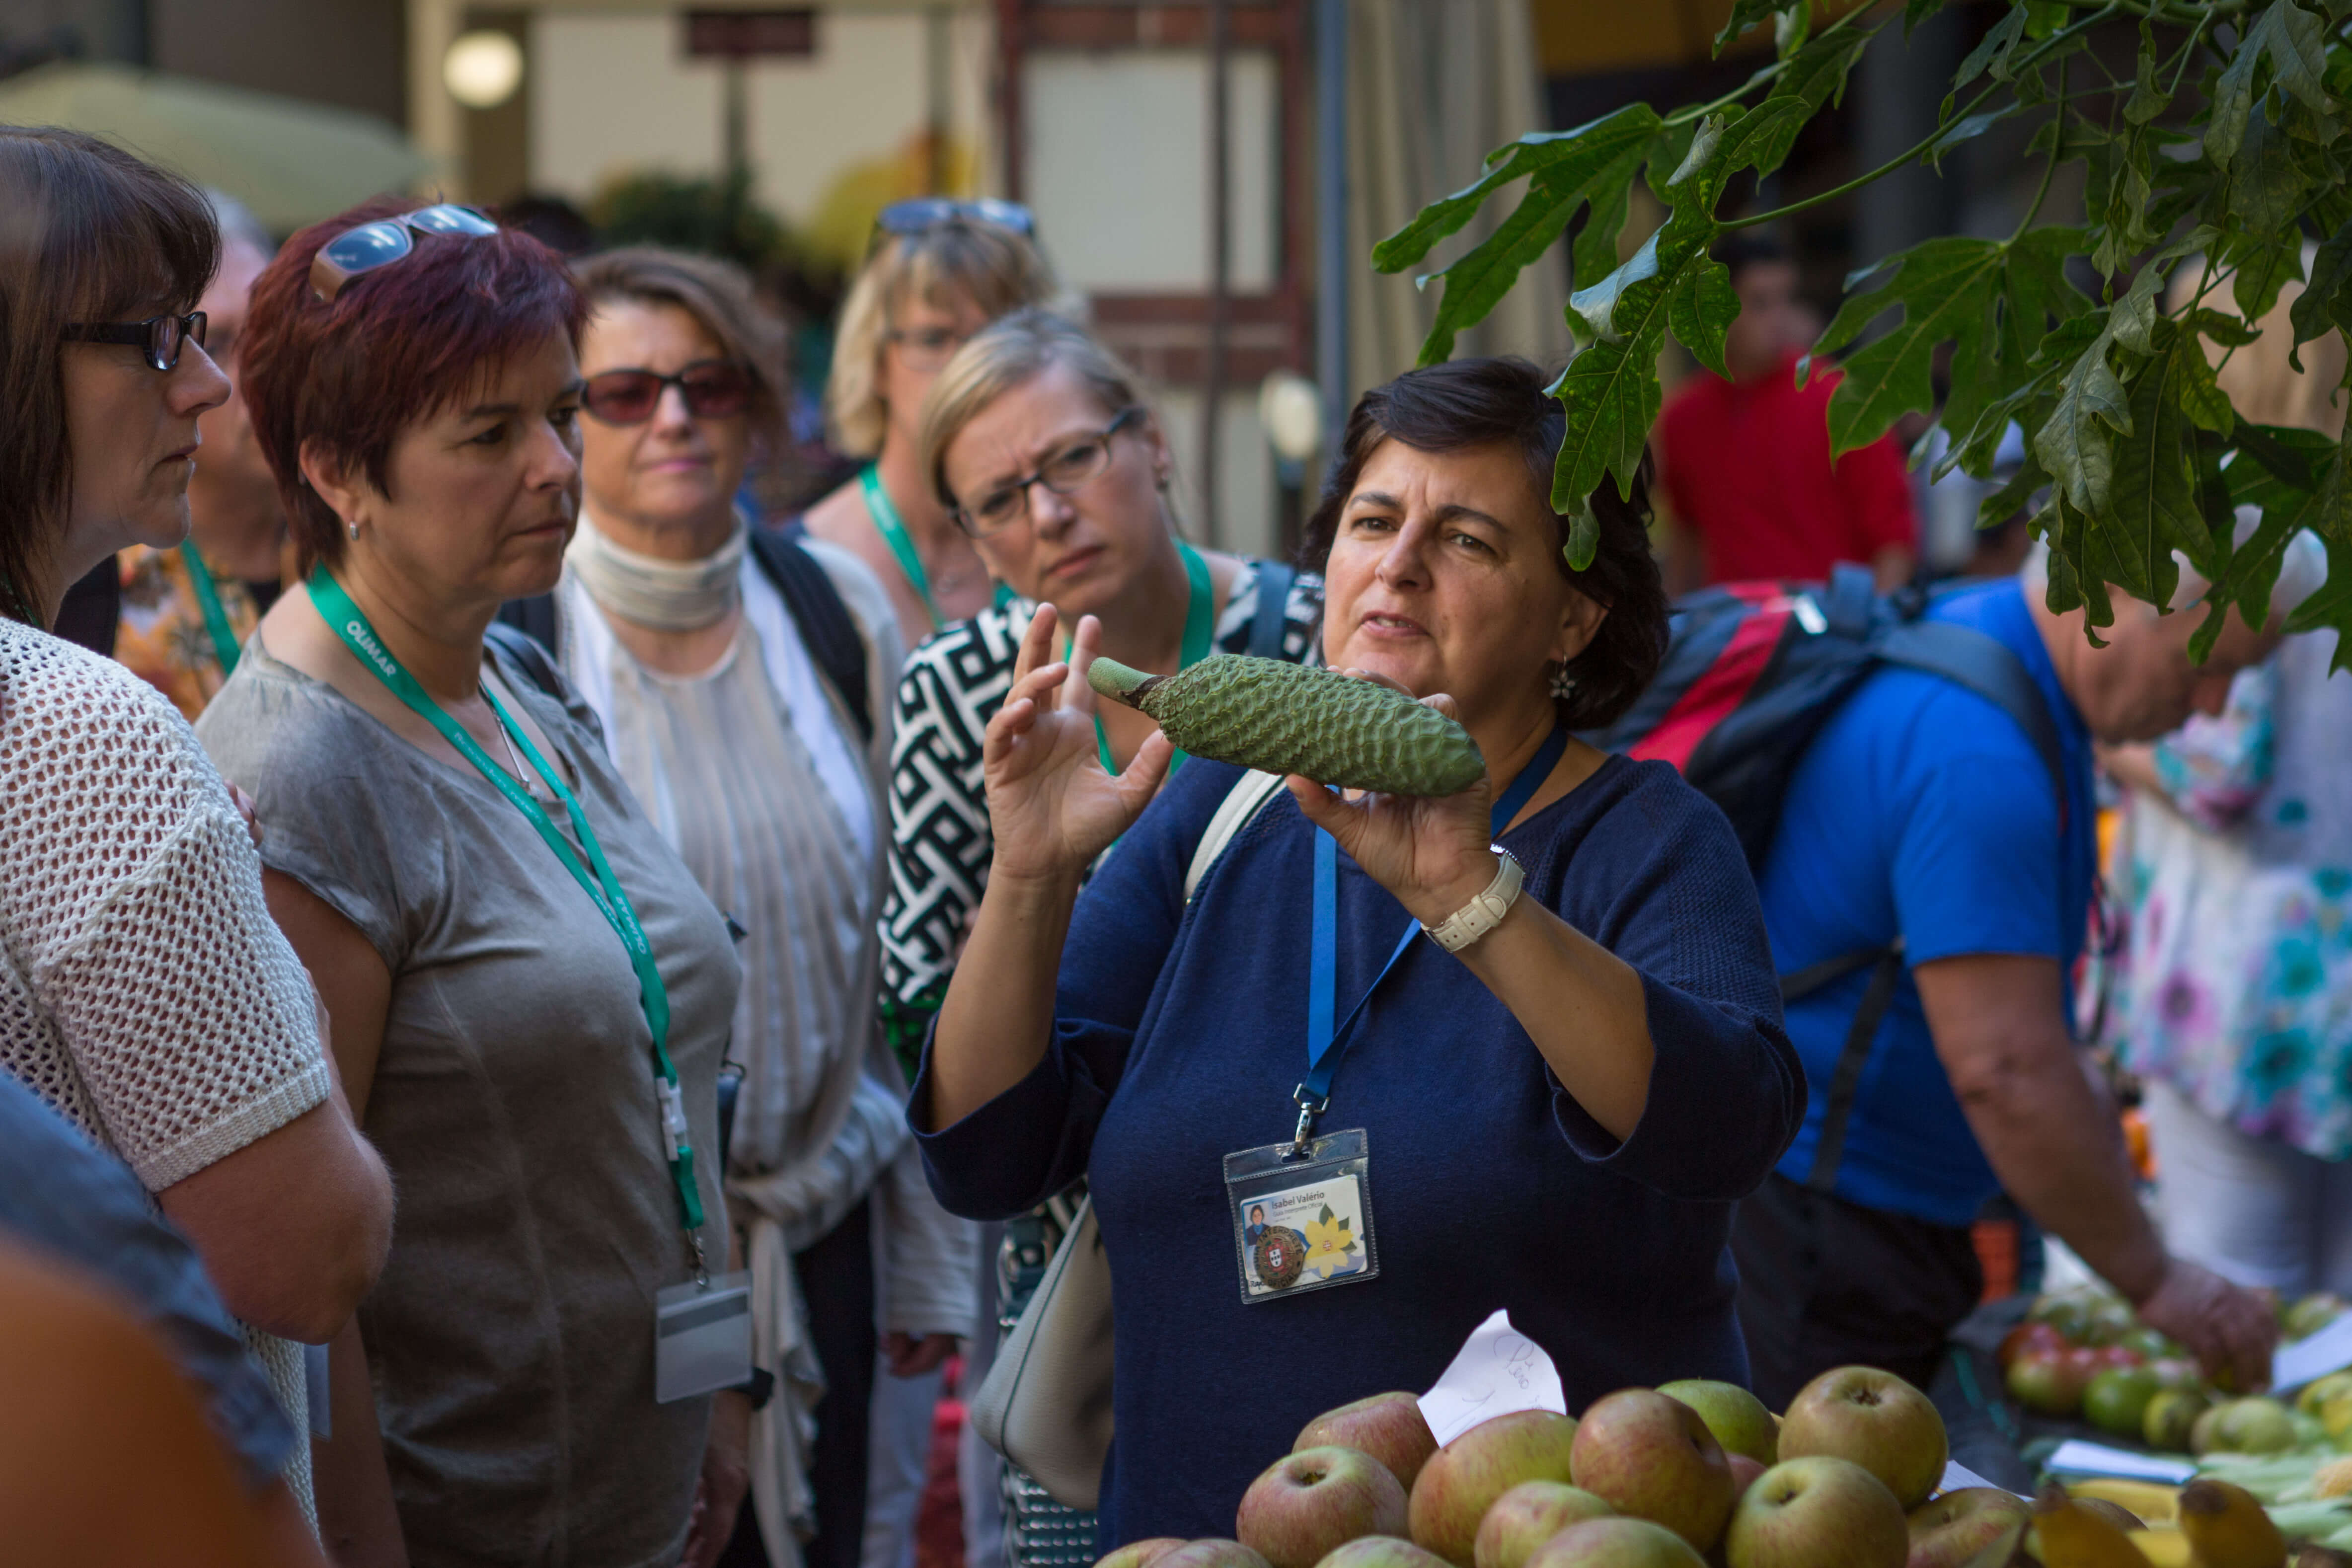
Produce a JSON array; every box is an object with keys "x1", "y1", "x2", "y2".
[
  {"x1": 2000, "y1": 1288, "x2": 2350, "y2": 1457},
  {"x1": 1097, "y1": 1365, "x2": 1988, "y2": 1568}
]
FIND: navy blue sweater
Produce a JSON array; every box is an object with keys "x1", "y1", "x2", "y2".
[{"x1": 913, "y1": 754, "x2": 1801, "y2": 1546}]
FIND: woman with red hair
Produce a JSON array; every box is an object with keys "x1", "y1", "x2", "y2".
[{"x1": 198, "y1": 199, "x2": 750, "y2": 1568}]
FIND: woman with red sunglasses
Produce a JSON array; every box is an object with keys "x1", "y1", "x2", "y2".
[{"x1": 513, "y1": 244, "x2": 975, "y2": 1568}]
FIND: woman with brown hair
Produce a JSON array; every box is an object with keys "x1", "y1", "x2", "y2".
[
  {"x1": 0, "y1": 125, "x2": 391, "y2": 1530},
  {"x1": 199, "y1": 202, "x2": 745, "y2": 1568},
  {"x1": 799, "y1": 201, "x2": 1067, "y2": 647}
]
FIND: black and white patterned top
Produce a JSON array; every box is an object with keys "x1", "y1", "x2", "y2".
[{"x1": 881, "y1": 559, "x2": 1324, "y2": 1042}]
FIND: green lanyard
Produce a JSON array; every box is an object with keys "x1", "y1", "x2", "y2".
[
  {"x1": 1085, "y1": 539, "x2": 1215, "y2": 774},
  {"x1": 862, "y1": 464, "x2": 1010, "y2": 629},
  {"x1": 306, "y1": 568, "x2": 707, "y2": 1244},
  {"x1": 179, "y1": 540, "x2": 242, "y2": 679}
]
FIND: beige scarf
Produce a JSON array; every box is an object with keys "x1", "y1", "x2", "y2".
[{"x1": 566, "y1": 509, "x2": 748, "y2": 630}]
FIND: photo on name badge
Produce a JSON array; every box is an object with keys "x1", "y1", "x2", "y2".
[{"x1": 1238, "y1": 1171, "x2": 1368, "y2": 1297}]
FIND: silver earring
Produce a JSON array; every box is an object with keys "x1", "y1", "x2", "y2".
[
  {"x1": 1549, "y1": 663, "x2": 1577, "y2": 701},
  {"x1": 345, "y1": 519, "x2": 361, "y2": 540}
]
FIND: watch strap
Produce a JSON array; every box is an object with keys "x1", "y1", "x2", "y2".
[{"x1": 1423, "y1": 848, "x2": 1523, "y2": 953}]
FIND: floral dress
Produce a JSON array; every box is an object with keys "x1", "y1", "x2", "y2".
[{"x1": 2107, "y1": 629, "x2": 2352, "y2": 1160}]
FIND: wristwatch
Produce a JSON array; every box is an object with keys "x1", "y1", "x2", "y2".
[{"x1": 1422, "y1": 847, "x2": 1524, "y2": 953}]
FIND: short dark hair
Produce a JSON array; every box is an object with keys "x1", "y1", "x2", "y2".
[
  {"x1": 0, "y1": 127, "x2": 220, "y2": 623},
  {"x1": 1714, "y1": 233, "x2": 1791, "y2": 286},
  {"x1": 1304, "y1": 357, "x2": 1668, "y2": 732},
  {"x1": 241, "y1": 196, "x2": 587, "y2": 576}
]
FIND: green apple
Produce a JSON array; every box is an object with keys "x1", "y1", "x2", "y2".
[
  {"x1": 1471, "y1": 1482, "x2": 1615, "y2": 1568},
  {"x1": 1721, "y1": 1457, "x2": 1905, "y2": 1568},
  {"x1": 1904, "y1": 1488, "x2": 2031, "y2": 1568},
  {"x1": 1157, "y1": 1542, "x2": 1274, "y2": 1568},
  {"x1": 1314, "y1": 1539, "x2": 1452, "y2": 1568},
  {"x1": 1299, "y1": 1396, "x2": 1443, "y2": 1496},
  {"x1": 1406, "y1": 1412, "x2": 1580, "y2": 1568},
  {"x1": 1568, "y1": 1389, "x2": 1735, "y2": 1552},
  {"x1": 2082, "y1": 1368, "x2": 2163, "y2": 1440},
  {"x1": 2285, "y1": 1293, "x2": 2347, "y2": 1341},
  {"x1": 1776, "y1": 1366, "x2": 1948, "y2": 1511},
  {"x1": 1098, "y1": 1541, "x2": 1187, "y2": 1568},
  {"x1": 1520, "y1": 1519, "x2": 1705, "y2": 1568},
  {"x1": 1239, "y1": 1447, "x2": 1410, "y2": 1568},
  {"x1": 2297, "y1": 1372, "x2": 2352, "y2": 1419},
  {"x1": 1656, "y1": 1381, "x2": 1778, "y2": 1465},
  {"x1": 2141, "y1": 1388, "x2": 2210, "y2": 1453},
  {"x1": 2212, "y1": 1396, "x2": 2298, "y2": 1455}
]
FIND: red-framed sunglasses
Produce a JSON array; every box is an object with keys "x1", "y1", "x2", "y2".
[{"x1": 580, "y1": 360, "x2": 754, "y2": 426}]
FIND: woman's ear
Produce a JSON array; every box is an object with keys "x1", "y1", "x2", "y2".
[
  {"x1": 298, "y1": 440, "x2": 367, "y2": 530},
  {"x1": 1140, "y1": 413, "x2": 1174, "y2": 489},
  {"x1": 1551, "y1": 584, "x2": 1609, "y2": 666}
]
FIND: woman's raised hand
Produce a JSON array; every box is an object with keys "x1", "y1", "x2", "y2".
[
  {"x1": 1285, "y1": 677, "x2": 1499, "y2": 929},
  {"x1": 983, "y1": 604, "x2": 1174, "y2": 884}
]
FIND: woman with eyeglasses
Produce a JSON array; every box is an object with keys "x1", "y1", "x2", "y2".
[
  {"x1": 799, "y1": 200, "x2": 1068, "y2": 650},
  {"x1": 881, "y1": 307, "x2": 1322, "y2": 1098},
  {"x1": 0, "y1": 127, "x2": 391, "y2": 1538},
  {"x1": 197, "y1": 199, "x2": 747, "y2": 1568},
  {"x1": 495, "y1": 245, "x2": 978, "y2": 1568}
]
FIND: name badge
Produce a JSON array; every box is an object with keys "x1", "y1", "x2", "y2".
[
  {"x1": 654, "y1": 1271, "x2": 754, "y2": 1403},
  {"x1": 1224, "y1": 1128, "x2": 1378, "y2": 1304}
]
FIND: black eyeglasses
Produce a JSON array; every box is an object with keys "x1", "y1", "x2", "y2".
[
  {"x1": 955, "y1": 408, "x2": 1141, "y2": 538},
  {"x1": 581, "y1": 360, "x2": 755, "y2": 426},
  {"x1": 873, "y1": 198, "x2": 1036, "y2": 244},
  {"x1": 62, "y1": 311, "x2": 207, "y2": 372},
  {"x1": 310, "y1": 203, "x2": 498, "y2": 301}
]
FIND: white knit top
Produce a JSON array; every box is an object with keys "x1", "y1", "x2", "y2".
[{"x1": 0, "y1": 615, "x2": 330, "y2": 1507}]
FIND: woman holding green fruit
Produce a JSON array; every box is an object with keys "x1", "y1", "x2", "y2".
[{"x1": 910, "y1": 357, "x2": 1802, "y2": 1543}]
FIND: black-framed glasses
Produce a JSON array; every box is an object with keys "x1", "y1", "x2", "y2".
[
  {"x1": 875, "y1": 198, "x2": 1036, "y2": 241},
  {"x1": 62, "y1": 311, "x2": 207, "y2": 372},
  {"x1": 954, "y1": 407, "x2": 1141, "y2": 539},
  {"x1": 581, "y1": 359, "x2": 755, "y2": 426},
  {"x1": 309, "y1": 203, "x2": 498, "y2": 301}
]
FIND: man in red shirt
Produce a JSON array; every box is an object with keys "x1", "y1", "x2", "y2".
[{"x1": 1655, "y1": 237, "x2": 1918, "y2": 593}]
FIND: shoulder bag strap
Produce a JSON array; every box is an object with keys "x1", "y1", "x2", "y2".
[
  {"x1": 1185, "y1": 768, "x2": 1290, "y2": 903},
  {"x1": 750, "y1": 530, "x2": 874, "y2": 745}
]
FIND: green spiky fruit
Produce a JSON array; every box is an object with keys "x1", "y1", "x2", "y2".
[{"x1": 1087, "y1": 654, "x2": 1485, "y2": 796}]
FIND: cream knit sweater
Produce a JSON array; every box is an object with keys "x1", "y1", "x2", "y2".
[{"x1": 0, "y1": 616, "x2": 331, "y2": 1514}]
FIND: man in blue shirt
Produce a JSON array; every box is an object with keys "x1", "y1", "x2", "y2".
[{"x1": 1732, "y1": 562, "x2": 2281, "y2": 1407}]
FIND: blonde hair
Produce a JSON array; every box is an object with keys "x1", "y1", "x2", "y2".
[
  {"x1": 574, "y1": 246, "x2": 790, "y2": 448},
  {"x1": 826, "y1": 219, "x2": 1067, "y2": 457},
  {"x1": 918, "y1": 307, "x2": 1153, "y2": 511}
]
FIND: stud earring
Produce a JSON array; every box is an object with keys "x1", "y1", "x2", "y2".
[{"x1": 345, "y1": 519, "x2": 362, "y2": 540}]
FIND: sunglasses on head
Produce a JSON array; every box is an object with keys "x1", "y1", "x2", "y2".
[
  {"x1": 873, "y1": 198, "x2": 1036, "y2": 243},
  {"x1": 62, "y1": 310, "x2": 207, "y2": 372},
  {"x1": 310, "y1": 204, "x2": 499, "y2": 302},
  {"x1": 580, "y1": 359, "x2": 755, "y2": 426}
]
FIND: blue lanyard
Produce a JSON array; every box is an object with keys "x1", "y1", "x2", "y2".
[{"x1": 1296, "y1": 724, "x2": 1570, "y2": 1142}]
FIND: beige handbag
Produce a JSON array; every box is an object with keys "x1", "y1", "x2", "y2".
[{"x1": 967, "y1": 768, "x2": 1290, "y2": 1509}]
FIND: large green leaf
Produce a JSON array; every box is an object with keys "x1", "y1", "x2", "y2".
[
  {"x1": 2289, "y1": 218, "x2": 2352, "y2": 369},
  {"x1": 1371, "y1": 104, "x2": 1663, "y2": 276},
  {"x1": 1749, "y1": 28, "x2": 1875, "y2": 177},
  {"x1": 2283, "y1": 537, "x2": 2352, "y2": 670},
  {"x1": 1548, "y1": 238, "x2": 1688, "y2": 507},
  {"x1": 1714, "y1": 0, "x2": 1800, "y2": 56},
  {"x1": 1669, "y1": 255, "x2": 1740, "y2": 378},
  {"x1": 2205, "y1": 0, "x2": 2332, "y2": 168},
  {"x1": 2099, "y1": 328, "x2": 2210, "y2": 606},
  {"x1": 1809, "y1": 237, "x2": 2008, "y2": 457}
]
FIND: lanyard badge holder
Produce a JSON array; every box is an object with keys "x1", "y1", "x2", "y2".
[
  {"x1": 309, "y1": 569, "x2": 750, "y2": 1403},
  {"x1": 1223, "y1": 726, "x2": 1567, "y2": 1305}
]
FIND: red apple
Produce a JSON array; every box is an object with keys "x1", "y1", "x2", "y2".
[
  {"x1": 1776, "y1": 1367, "x2": 1948, "y2": 1511},
  {"x1": 1567, "y1": 1390, "x2": 1736, "y2": 1552},
  {"x1": 1314, "y1": 1539, "x2": 1453, "y2": 1568},
  {"x1": 1100, "y1": 1541, "x2": 1188, "y2": 1568},
  {"x1": 1298, "y1": 1394, "x2": 1443, "y2": 1496},
  {"x1": 1240, "y1": 1447, "x2": 1409, "y2": 1568},
  {"x1": 1903, "y1": 1488, "x2": 2030, "y2": 1568},
  {"x1": 1727, "y1": 1455, "x2": 1766, "y2": 1501},
  {"x1": 1722, "y1": 1457, "x2": 1906, "y2": 1568},
  {"x1": 2091, "y1": 1345, "x2": 2145, "y2": 1371},
  {"x1": 1158, "y1": 1543, "x2": 1274, "y2": 1568},
  {"x1": 1471, "y1": 1482, "x2": 1616, "y2": 1568},
  {"x1": 2005, "y1": 1348, "x2": 2090, "y2": 1417},
  {"x1": 1406, "y1": 1412, "x2": 1580, "y2": 1568},
  {"x1": 1996, "y1": 1323, "x2": 2067, "y2": 1369},
  {"x1": 1522, "y1": 1519, "x2": 1705, "y2": 1568}
]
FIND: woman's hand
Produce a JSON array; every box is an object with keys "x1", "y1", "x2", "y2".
[
  {"x1": 1285, "y1": 680, "x2": 1499, "y2": 927},
  {"x1": 983, "y1": 604, "x2": 1174, "y2": 885},
  {"x1": 678, "y1": 1389, "x2": 753, "y2": 1568}
]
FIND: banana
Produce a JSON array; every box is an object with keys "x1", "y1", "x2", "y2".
[
  {"x1": 1086, "y1": 655, "x2": 1486, "y2": 797},
  {"x1": 2176, "y1": 1478, "x2": 2288, "y2": 1568},
  {"x1": 2126, "y1": 1530, "x2": 2192, "y2": 1568},
  {"x1": 2069, "y1": 1481, "x2": 2184, "y2": 1526},
  {"x1": 2036, "y1": 1483, "x2": 2156, "y2": 1568}
]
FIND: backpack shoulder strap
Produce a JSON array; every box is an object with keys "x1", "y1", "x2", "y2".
[
  {"x1": 482, "y1": 618, "x2": 565, "y2": 701},
  {"x1": 1184, "y1": 768, "x2": 1289, "y2": 903},
  {"x1": 1247, "y1": 561, "x2": 1296, "y2": 659},
  {"x1": 1874, "y1": 619, "x2": 2066, "y2": 796},
  {"x1": 750, "y1": 530, "x2": 874, "y2": 746},
  {"x1": 495, "y1": 591, "x2": 560, "y2": 656},
  {"x1": 1792, "y1": 938, "x2": 1907, "y2": 1193}
]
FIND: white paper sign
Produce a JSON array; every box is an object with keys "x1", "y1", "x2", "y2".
[
  {"x1": 2043, "y1": 1440, "x2": 2197, "y2": 1484},
  {"x1": 1417, "y1": 1308, "x2": 1568, "y2": 1447},
  {"x1": 2274, "y1": 1312, "x2": 2352, "y2": 1392},
  {"x1": 1936, "y1": 1460, "x2": 2023, "y2": 1498}
]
